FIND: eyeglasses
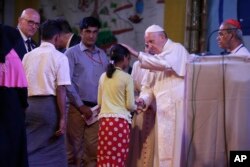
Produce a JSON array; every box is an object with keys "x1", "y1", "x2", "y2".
[
  {"x1": 218, "y1": 28, "x2": 237, "y2": 37},
  {"x1": 218, "y1": 31, "x2": 228, "y2": 37},
  {"x1": 23, "y1": 18, "x2": 40, "y2": 28}
]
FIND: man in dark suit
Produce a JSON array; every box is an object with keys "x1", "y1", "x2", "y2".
[
  {"x1": 16, "y1": 8, "x2": 40, "y2": 59},
  {"x1": 56, "y1": 18, "x2": 81, "y2": 52}
]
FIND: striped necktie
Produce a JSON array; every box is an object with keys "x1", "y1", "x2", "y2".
[{"x1": 26, "y1": 39, "x2": 32, "y2": 52}]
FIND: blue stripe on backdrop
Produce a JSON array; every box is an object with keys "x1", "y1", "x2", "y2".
[
  {"x1": 218, "y1": 0, "x2": 223, "y2": 25},
  {"x1": 237, "y1": 0, "x2": 250, "y2": 35}
]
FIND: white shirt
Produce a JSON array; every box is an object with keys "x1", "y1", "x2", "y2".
[
  {"x1": 18, "y1": 28, "x2": 31, "y2": 52},
  {"x1": 229, "y1": 44, "x2": 250, "y2": 56},
  {"x1": 22, "y1": 42, "x2": 71, "y2": 96}
]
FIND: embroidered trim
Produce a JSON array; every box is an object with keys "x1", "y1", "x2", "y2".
[{"x1": 98, "y1": 113, "x2": 132, "y2": 124}]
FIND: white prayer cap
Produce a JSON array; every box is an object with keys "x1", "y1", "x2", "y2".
[{"x1": 145, "y1": 24, "x2": 164, "y2": 34}]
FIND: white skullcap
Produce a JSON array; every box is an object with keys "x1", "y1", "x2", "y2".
[{"x1": 145, "y1": 24, "x2": 164, "y2": 34}]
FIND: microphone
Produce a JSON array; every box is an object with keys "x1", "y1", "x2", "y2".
[
  {"x1": 207, "y1": 29, "x2": 220, "y2": 54},
  {"x1": 196, "y1": 29, "x2": 219, "y2": 56}
]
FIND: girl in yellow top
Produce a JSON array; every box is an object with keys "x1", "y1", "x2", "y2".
[{"x1": 97, "y1": 44, "x2": 135, "y2": 167}]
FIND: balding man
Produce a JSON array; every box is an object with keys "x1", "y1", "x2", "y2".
[
  {"x1": 217, "y1": 19, "x2": 250, "y2": 56},
  {"x1": 123, "y1": 24, "x2": 189, "y2": 167},
  {"x1": 16, "y1": 8, "x2": 40, "y2": 59}
]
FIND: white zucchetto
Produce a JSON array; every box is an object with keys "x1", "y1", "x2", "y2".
[{"x1": 145, "y1": 24, "x2": 164, "y2": 34}]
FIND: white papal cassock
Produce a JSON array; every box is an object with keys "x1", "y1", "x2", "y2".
[{"x1": 138, "y1": 39, "x2": 189, "y2": 167}]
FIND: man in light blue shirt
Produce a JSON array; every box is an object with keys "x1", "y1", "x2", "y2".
[{"x1": 65, "y1": 16, "x2": 109, "y2": 167}]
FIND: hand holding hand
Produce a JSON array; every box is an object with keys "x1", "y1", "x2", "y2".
[{"x1": 135, "y1": 98, "x2": 146, "y2": 114}]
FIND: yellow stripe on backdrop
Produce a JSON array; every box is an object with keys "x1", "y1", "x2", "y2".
[{"x1": 164, "y1": 0, "x2": 187, "y2": 44}]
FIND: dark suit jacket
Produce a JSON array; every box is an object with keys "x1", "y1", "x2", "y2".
[
  {"x1": 69, "y1": 34, "x2": 81, "y2": 48},
  {"x1": 14, "y1": 29, "x2": 38, "y2": 60},
  {"x1": 59, "y1": 34, "x2": 81, "y2": 53}
]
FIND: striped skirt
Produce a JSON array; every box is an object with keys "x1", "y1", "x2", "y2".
[{"x1": 25, "y1": 96, "x2": 67, "y2": 167}]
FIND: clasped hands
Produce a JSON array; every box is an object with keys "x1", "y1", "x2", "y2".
[{"x1": 135, "y1": 97, "x2": 146, "y2": 114}]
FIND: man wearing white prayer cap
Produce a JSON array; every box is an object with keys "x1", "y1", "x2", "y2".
[{"x1": 122, "y1": 24, "x2": 189, "y2": 167}]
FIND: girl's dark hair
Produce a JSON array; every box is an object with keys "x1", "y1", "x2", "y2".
[{"x1": 106, "y1": 44, "x2": 130, "y2": 78}]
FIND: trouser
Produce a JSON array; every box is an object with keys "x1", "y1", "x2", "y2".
[{"x1": 66, "y1": 103, "x2": 99, "y2": 167}]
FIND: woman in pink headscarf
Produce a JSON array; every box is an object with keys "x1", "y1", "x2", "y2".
[{"x1": 0, "y1": 24, "x2": 29, "y2": 167}]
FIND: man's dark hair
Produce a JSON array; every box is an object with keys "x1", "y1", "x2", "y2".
[
  {"x1": 55, "y1": 18, "x2": 72, "y2": 33},
  {"x1": 41, "y1": 19, "x2": 62, "y2": 40},
  {"x1": 79, "y1": 16, "x2": 101, "y2": 30}
]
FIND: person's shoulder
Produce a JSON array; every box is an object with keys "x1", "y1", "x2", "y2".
[
  {"x1": 132, "y1": 60, "x2": 140, "y2": 68},
  {"x1": 170, "y1": 39, "x2": 185, "y2": 48},
  {"x1": 99, "y1": 72, "x2": 107, "y2": 82},
  {"x1": 237, "y1": 46, "x2": 250, "y2": 56},
  {"x1": 52, "y1": 50, "x2": 69, "y2": 65},
  {"x1": 65, "y1": 44, "x2": 80, "y2": 54},
  {"x1": 101, "y1": 72, "x2": 106, "y2": 77},
  {"x1": 124, "y1": 72, "x2": 133, "y2": 84},
  {"x1": 70, "y1": 43, "x2": 81, "y2": 50},
  {"x1": 55, "y1": 49, "x2": 66, "y2": 56},
  {"x1": 169, "y1": 39, "x2": 189, "y2": 53},
  {"x1": 119, "y1": 70, "x2": 133, "y2": 79},
  {"x1": 22, "y1": 49, "x2": 36, "y2": 63}
]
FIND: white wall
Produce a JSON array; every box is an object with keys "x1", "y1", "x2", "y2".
[
  {"x1": 40, "y1": 0, "x2": 164, "y2": 66},
  {"x1": 40, "y1": 0, "x2": 164, "y2": 52}
]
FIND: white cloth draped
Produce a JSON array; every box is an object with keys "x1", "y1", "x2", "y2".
[{"x1": 182, "y1": 55, "x2": 250, "y2": 167}]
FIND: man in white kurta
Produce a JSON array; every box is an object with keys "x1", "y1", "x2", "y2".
[{"x1": 123, "y1": 24, "x2": 189, "y2": 167}]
